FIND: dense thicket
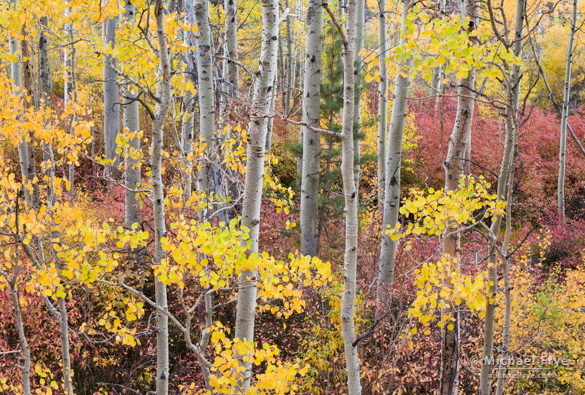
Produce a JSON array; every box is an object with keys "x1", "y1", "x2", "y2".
[{"x1": 1, "y1": 0, "x2": 585, "y2": 394}]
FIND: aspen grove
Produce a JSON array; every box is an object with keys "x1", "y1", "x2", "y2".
[{"x1": 3, "y1": 0, "x2": 585, "y2": 394}]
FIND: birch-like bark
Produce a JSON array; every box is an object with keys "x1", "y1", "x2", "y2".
[
  {"x1": 223, "y1": 0, "x2": 239, "y2": 94},
  {"x1": 20, "y1": 31, "x2": 39, "y2": 207},
  {"x1": 439, "y1": 4, "x2": 477, "y2": 393},
  {"x1": 558, "y1": 0, "x2": 578, "y2": 220},
  {"x1": 39, "y1": 17, "x2": 54, "y2": 208},
  {"x1": 376, "y1": 0, "x2": 411, "y2": 310},
  {"x1": 192, "y1": 4, "x2": 217, "y2": 372},
  {"x1": 378, "y1": 0, "x2": 388, "y2": 212},
  {"x1": 284, "y1": 0, "x2": 294, "y2": 117},
  {"x1": 39, "y1": 16, "x2": 74, "y2": 394},
  {"x1": 12, "y1": 288, "x2": 31, "y2": 394},
  {"x1": 431, "y1": 0, "x2": 446, "y2": 111},
  {"x1": 64, "y1": 4, "x2": 77, "y2": 193},
  {"x1": 479, "y1": 85, "x2": 516, "y2": 395},
  {"x1": 296, "y1": 130, "x2": 303, "y2": 181},
  {"x1": 494, "y1": 131, "x2": 517, "y2": 394},
  {"x1": 56, "y1": 268, "x2": 73, "y2": 395},
  {"x1": 233, "y1": 0, "x2": 279, "y2": 391},
  {"x1": 181, "y1": 89, "x2": 195, "y2": 200},
  {"x1": 103, "y1": 7, "x2": 121, "y2": 179},
  {"x1": 221, "y1": 0, "x2": 240, "y2": 215},
  {"x1": 9, "y1": 0, "x2": 31, "y2": 205},
  {"x1": 123, "y1": 96, "x2": 141, "y2": 227},
  {"x1": 4, "y1": 271, "x2": 31, "y2": 395},
  {"x1": 151, "y1": 2, "x2": 173, "y2": 393},
  {"x1": 299, "y1": 0, "x2": 323, "y2": 257},
  {"x1": 265, "y1": 74, "x2": 277, "y2": 155},
  {"x1": 377, "y1": 0, "x2": 388, "y2": 208},
  {"x1": 123, "y1": 2, "x2": 141, "y2": 227},
  {"x1": 352, "y1": 0, "x2": 364, "y2": 186},
  {"x1": 328, "y1": 0, "x2": 362, "y2": 392},
  {"x1": 278, "y1": 38, "x2": 286, "y2": 114},
  {"x1": 479, "y1": 0, "x2": 524, "y2": 392},
  {"x1": 439, "y1": 2, "x2": 480, "y2": 392},
  {"x1": 182, "y1": 0, "x2": 198, "y2": 202},
  {"x1": 194, "y1": 0, "x2": 216, "y2": 199}
]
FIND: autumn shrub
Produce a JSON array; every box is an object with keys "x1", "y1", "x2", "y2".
[
  {"x1": 408, "y1": 94, "x2": 585, "y2": 218},
  {"x1": 493, "y1": 258, "x2": 585, "y2": 394}
]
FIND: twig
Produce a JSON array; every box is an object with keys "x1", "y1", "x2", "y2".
[
  {"x1": 452, "y1": 157, "x2": 499, "y2": 179},
  {"x1": 352, "y1": 309, "x2": 392, "y2": 347},
  {"x1": 527, "y1": 19, "x2": 585, "y2": 158},
  {"x1": 284, "y1": 118, "x2": 342, "y2": 137},
  {"x1": 96, "y1": 383, "x2": 143, "y2": 395},
  {"x1": 323, "y1": 1, "x2": 348, "y2": 49}
]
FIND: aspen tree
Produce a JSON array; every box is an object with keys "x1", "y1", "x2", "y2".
[
  {"x1": 376, "y1": 0, "x2": 412, "y2": 310},
  {"x1": 0, "y1": 260, "x2": 31, "y2": 395},
  {"x1": 479, "y1": 0, "x2": 525, "y2": 392},
  {"x1": 149, "y1": 1, "x2": 173, "y2": 393},
  {"x1": 193, "y1": 2, "x2": 216, "y2": 381},
  {"x1": 123, "y1": 0, "x2": 141, "y2": 227},
  {"x1": 377, "y1": 0, "x2": 388, "y2": 208},
  {"x1": 300, "y1": 0, "x2": 323, "y2": 257},
  {"x1": 39, "y1": 15, "x2": 75, "y2": 394},
  {"x1": 223, "y1": 0, "x2": 239, "y2": 94},
  {"x1": 439, "y1": 1, "x2": 477, "y2": 392},
  {"x1": 222, "y1": 0, "x2": 240, "y2": 214},
  {"x1": 284, "y1": 0, "x2": 294, "y2": 117},
  {"x1": 219, "y1": 0, "x2": 238, "y2": 113},
  {"x1": 194, "y1": 0, "x2": 216, "y2": 197},
  {"x1": 64, "y1": 3, "x2": 77, "y2": 193},
  {"x1": 8, "y1": 0, "x2": 31, "y2": 205},
  {"x1": 103, "y1": 3, "x2": 121, "y2": 178},
  {"x1": 430, "y1": 0, "x2": 445, "y2": 111},
  {"x1": 182, "y1": 0, "x2": 197, "y2": 202},
  {"x1": 558, "y1": 0, "x2": 578, "y2": 220},
  {"x1": 340, "y1": 0, "x2": 361, "y2": 389},
  {"x1": 494, "y1": 124, "x2": 518, "y2": 395},
  {"x1": 20, "y1": 28, "x2": 39, "y2": 206},
  {"x1": 353, "y1": 0, "x2": 365, "y2": 186},
  {"x1": 233, "y1": 0, "x2": 280, "y2": 390},
  {"x1": 265, "y1": 75, "x2": 277, "y2": 155},
  {"x1": 323, "y1": 0, "x2": 361, "y2": 391}
]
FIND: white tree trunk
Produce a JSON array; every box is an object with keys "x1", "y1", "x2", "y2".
[
  {"x1": 64, "y1": 4, "x2": 77, "y2": 193},
  {"x1": 479, "y1": 0, "x2": 525, "y2": 392},
  {"x1": 377, "y1": 0, "x2": 388, "y2": 209},
  {"x1": 494, "y1": 133, "x2": 517, "y2": 394},
  {"x1": 9, "y1": 0, "x2": 31, "y2": 205},
  {"x1": 221, "y1": 0, "x2": 240, "y2": 216},
  {"x1": 20, "y1": 32, "x2": 39, "y2": 206},
  {"x1": 376, "y1": 0, "x2": 411, "y2": 310},
  {"x1": 194, "y1": 0, "x2": 216, "y2": 198},
  {"x1": 151, "y1": 2, "x2": 173, "y2": 393},
  {"x1": 430, "y1": 0, "x2": 445, "y2": 112},
  {"x1": 284, "y1": 0, "x2": 294, "y2": 117},
  {"x1": 123, "y1": 92, "x2": 141, "y2": 228},
  {"x1": 352, "y1": 0, "x2": 364, "y2": 187},
  {"x1": 182, "y1": 0, "x2": 197, "y2": 202},
  {"x1": 335, "y1": 0, "x2": 362, "y2": 392},
  {"x1": 123, "y1": 1, "x2": 141, "y2": 227},
  {"x1": 558, "y1": 0, "x2": 578, "y2": 219},
  {"x1": 439, "y1": 3, "x2": 478, "y2": 393},
  {"x1": 103, "y1": 7, "x2": 120, "y2": 179},
  {"x1": 8, "y1": 277, "x2": 31, "y2": 395},
  {"x1": 233, "y1": 0, "x2": 279, "y2": 390},
  {"x1": 299, "y1": 0, "x2": 323, "y2": 257},
  {"x1": 39, "y1": 15, "x2": 75, "y2": 394},
  {"x1": 5, "y1": 24, "x2": 32, "y2": 395},
  {"x1": 223, "y1": 0, "x2": 239, "y2": 94}
]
